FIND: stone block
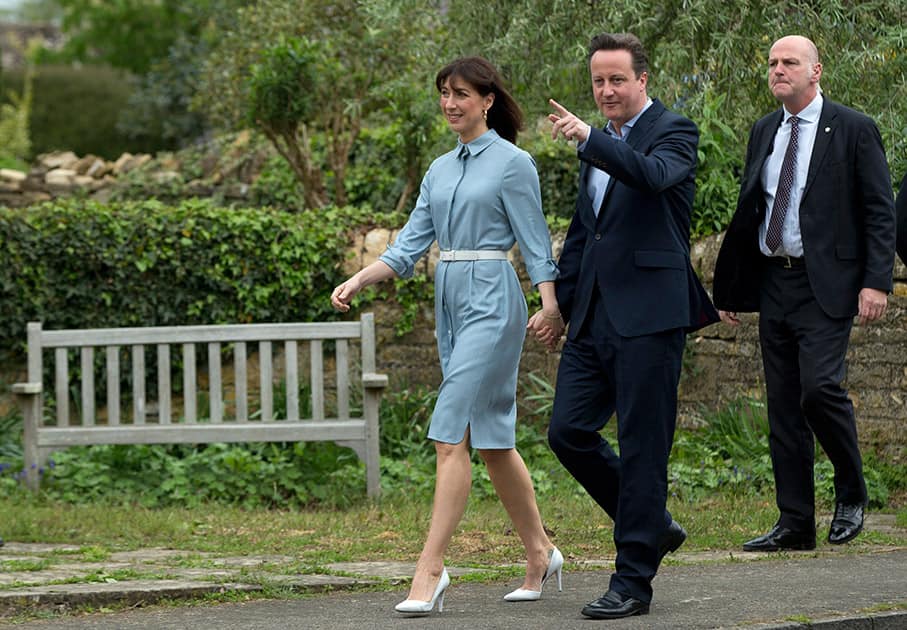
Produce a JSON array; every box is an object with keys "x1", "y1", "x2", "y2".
[
  {"x1": 0, "y1": 168, "x2": 26, "y2": 183},
  {"x1": 38, "y1": 150, "x2": 78, "y2": 170}
]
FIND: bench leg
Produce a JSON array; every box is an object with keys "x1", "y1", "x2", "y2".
[
  {"x1": 363, "y1": 389, "x2": 382, "y2": 498},
  {"x1": 17, "y1": 392, "x2": 42, "y2": 491}
]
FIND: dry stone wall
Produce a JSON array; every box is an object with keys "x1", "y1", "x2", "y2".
[{"x1": 348, "y1": 229, "x2": 907, "y2": 457}]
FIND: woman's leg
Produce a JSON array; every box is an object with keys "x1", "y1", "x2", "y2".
[
  {"x1": 479, "y1": 447, "x2": 555, "y2": 590},
  {"x1": 406, "y1": 432, "x2": 472, "y2": 601}
]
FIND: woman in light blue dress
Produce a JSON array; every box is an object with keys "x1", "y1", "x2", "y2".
[{"x1": 331, "y1": 57, "x2": 565, "y2": 615}]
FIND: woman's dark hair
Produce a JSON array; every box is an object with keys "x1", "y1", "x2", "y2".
[
  {"x1": 587, "y1": 32, "x2": 649, "y2": 78},
  {"x1": 435, "y1": 56, "x2": 523, "y2": 144}
]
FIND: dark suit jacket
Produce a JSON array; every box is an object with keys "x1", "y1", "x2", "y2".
[
  {"x1": 556, "y1": 98, "x2": 718, "y2": 339},
  {"x1": 896, "y1": 172, "x2": 907, "y2": 266},
  {"x1": 713, "y1": 99, "x2": 895, "y2": 318}
]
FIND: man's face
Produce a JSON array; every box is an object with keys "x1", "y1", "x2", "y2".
[
  {"x1": 589, "y1": 49, "x2": 647, "y2": 131},
  {"x1": 768, "y1": 37, "x2": 821, "y2": 107}
]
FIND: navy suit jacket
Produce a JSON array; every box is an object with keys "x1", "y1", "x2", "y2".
[
  {"x1": 713, "y1": 99, "x2": 895, "y2": 317},
  {"x1": 896, "y1": 172, "x2": 907, "y2": 266},
  {"x1": 556, "y1": 98, "x2": 718, "y2": 339}
]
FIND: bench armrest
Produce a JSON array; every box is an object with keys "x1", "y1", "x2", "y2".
[
  {"x1": 362, "y1": 372, "x2": 389, "y2": 389},
  {"x1": 12, "y1": 382, "x2": 42, "y2": 395}
]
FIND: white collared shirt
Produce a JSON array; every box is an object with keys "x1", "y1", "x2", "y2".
[
  {"x1": 580, "y1": 98, "x2": 653, "y2": 217},
  {"x1": 759, "y1": 93, "x2": 824, "y2": 257}
]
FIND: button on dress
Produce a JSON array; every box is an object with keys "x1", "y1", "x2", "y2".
[{"x1": 380, "y1": 129, "x2": 558, "y2": 448}]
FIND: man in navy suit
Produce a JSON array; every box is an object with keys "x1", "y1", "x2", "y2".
[
  {"x1": 713, "y1": 35, "x2": 895, "y2": 553},
  {"x1": 529, "y1": 32, "x2": 718, "y2": 620}
]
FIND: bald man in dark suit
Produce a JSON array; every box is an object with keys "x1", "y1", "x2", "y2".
[{"x1": 713, "y1": 35, "x2": 895, "y2": 553}]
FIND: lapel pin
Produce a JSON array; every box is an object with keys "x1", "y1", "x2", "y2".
[{"x1": 824, "y1": 127, "x2": 831, "y2": 133}]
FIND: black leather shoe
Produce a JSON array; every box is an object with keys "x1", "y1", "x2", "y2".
[
  {"x1": 582, "y1": 589, "x2": 650, "y2": 619},
  {"x1": 657, "y1": 519, "x2": 687, "y2": 563},
  {"x1": 828, "y1": 503, "x2": 864, "y2": 545},
  {"x1": 742, "y1": 524, "x2": 815, "y2": 551}
]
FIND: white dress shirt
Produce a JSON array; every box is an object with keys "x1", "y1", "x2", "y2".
[{"x1": 759, "y1": 93, "x2": 824, "y2": 257}]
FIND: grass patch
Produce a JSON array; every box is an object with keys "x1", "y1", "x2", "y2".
[{"x1": 2, "y1": 491, "x2": 904, "y2": 569}]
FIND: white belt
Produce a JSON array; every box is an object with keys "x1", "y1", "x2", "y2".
[{"x1": 439, "y1": 250, "x2": 509, "y2": 262}]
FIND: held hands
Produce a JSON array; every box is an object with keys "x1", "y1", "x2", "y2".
[
  {"x1": 330, "y1": 276, "x2": 363, "y2": 313},
  {"x1": 548, "y1": 99, "x2": 591, "y2": 144},
  {"x1": 527, "y1": 309, "x2": 565, "y2": 351}
]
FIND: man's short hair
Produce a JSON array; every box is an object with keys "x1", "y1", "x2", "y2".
[{"x1": 588, "y1": 32, "x2": 649, "y2": 78}]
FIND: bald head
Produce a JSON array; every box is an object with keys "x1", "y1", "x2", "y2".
[
  {"x1": 767, "y1": 35, "x2": 822, "y2": 113},
  {"x1": 771, "y1": 35, "x2": 819, "y2": 64}
]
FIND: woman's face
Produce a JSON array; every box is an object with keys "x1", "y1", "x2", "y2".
[{"x1": 439, "y1": 76, "x2": 494, "y2": 143}]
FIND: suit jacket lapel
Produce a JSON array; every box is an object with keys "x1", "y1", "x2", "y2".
[
  {"x1": 594, "y1": 99, "x2": 665, "y2": 224},
  {"x1": 577, "y1": 162, "x2": 596, "y2": 231},
  {"x1": 802, "y1": 100, "x2": 837, "y2": 199},
  {"x1": 742, "y1": 110, "x2": 783, "y2": 202}
]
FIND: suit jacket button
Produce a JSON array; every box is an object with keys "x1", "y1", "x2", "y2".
[{"x1": 594, "y1": 233, "x2": 602, "y2": 241}]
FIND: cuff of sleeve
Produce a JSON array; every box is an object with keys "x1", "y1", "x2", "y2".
[
  {"x1": 379, "y1": 253, "x2": 414, "y2": 279},
  {"x1": 527, "y1": 260, "x2": 560, "y2": 286}
]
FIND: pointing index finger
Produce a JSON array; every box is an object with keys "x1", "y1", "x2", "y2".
[{"x1": 549, "y1": 98, "x2": 570, "y2": 117}]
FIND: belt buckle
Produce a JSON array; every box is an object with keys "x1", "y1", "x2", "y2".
[{"x1": 782, "y1": 255, "x2": 793, "y2": 269}]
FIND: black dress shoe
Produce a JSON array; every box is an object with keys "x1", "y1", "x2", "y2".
[
  {"x1": 742, "y1": 524, "x2": 815, "y2": 551},
  {"x1": 657, "y1": 519, "x2": 687, "y2": 563},
  {"x1": 828, "y1": 503, "x2": 864, "y2": 545},
  {"x1": 582, "y1": 589, "x2": 650, "y2": 619}
]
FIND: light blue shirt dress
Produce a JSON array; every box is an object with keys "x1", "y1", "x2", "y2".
[{"x1": 380, "y1": 129, "x2": 559, "y2": 448}]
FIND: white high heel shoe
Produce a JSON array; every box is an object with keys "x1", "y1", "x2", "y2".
[
  {"x1": 395, "y1": 568, "x2": 450, "y2": 615},
  {"x1": 503, "y1": 547, "x2": 564, "y2": 602}
]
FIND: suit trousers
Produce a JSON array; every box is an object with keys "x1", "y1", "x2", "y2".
[
  {"x1": 759, "y1": 263, "x2": 867, "y2": 531},
  {"x1": 548, "y1": 288, "x2": 684, "y2": 603}
]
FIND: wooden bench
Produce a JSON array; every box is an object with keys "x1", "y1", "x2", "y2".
[{"x1": 12, "y1": 313, "x2": 387, "y2": 497}]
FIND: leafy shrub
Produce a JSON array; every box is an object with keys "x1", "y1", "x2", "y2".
[
  {"x1": 0, "y1": 199, "x2": 380, "y2": 358},
  {"x1": 690, "y1": 88, "x2": 745, "y2": 237},
  {"x1": 521, "y1": 131, "x2": 579, "y2": 220},
  {"x1": 0, "y1": 64, "x2": 156, "y2": 159}
]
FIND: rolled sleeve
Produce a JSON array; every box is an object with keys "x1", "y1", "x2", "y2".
[{"x1": 378, "y1": 173, "x2": 436, "y2": 279}]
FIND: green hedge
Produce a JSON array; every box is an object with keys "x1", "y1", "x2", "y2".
[
  {"x1": 0, "y1": 199, "x2": 388, "y2": 358},
  {"x1": 0, "y1": 64, "x2": 160, "y2": 159}
]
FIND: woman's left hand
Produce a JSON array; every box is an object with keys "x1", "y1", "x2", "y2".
[{"x1": 527, "y1": 309, "x2": 565, "y2": 351}]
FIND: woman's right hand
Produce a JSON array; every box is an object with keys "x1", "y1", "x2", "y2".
[{"x1": 331, "y1": 277, "x2": 362, "y2": 313}]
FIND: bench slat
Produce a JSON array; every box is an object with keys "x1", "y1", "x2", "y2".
[
  {"x1": 310, "y1": 340, "x2": 324, "y2": 421},
  {"x1": 183, "y1": 343, "x2": 196, "y2": 423},
  {"x1": 260, "y1": 341, "x2": 273, "y2": 421},
  {"x1": 158, "y1": 344, "x2": 171, "y2": 424},
  {"x1": 40, "y1": 322, "x2": 363, "y2": 347},
  {"x1": 132, "y1": 345, "x2": 146, "y2": 425},
  {"x1": 55, "y1": 348, "x2": 69, "y2": 427},
  {"x1": 235, "y1": 342, "x2": 248, "y2": 422},
  {"x1": 336, "y1": 339, "x2": 349, "y2": 420},
  {"x1": 80, "y1": 347, "x2": 95, "y2": 426},
  {"x1": 35, "y1": 420, "x2": 368, "y2": 447},
  {"x1": 106, "y1": 346, "x2": 120, "y2": 426},
  {"x1": 208, "y1": 342, "x2": 223, "y2": 423},
  {"x1": 286, "y1": 341, "x2": 299, "y2": 421}
]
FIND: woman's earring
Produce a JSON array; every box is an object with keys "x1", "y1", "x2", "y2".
[{"x1": 483, "y1": 109, "x2": 487, "y2": 121}]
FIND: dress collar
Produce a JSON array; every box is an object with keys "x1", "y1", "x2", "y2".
[{"x1": 457, "y1": 128, "x2": 500, "y2": 158}]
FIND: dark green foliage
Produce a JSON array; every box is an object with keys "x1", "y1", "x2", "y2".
[
  {"x1": 115, "y1": 37, "x2": 210, "y2": 151},
  {"x1": 0, "y1": 64, "x2": 148, "y2": 159},
  {"x1": 0, "y1": 199, "x2": 378, "y2": 358}
]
